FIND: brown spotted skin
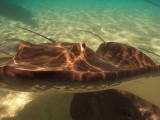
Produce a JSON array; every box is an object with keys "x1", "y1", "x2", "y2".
[
  {"x1": 96, "y1": 42, "x2": 156, "y2": 68},
  {"x1": 0, "y1": 42, "x2": 160, "y2": 92}
]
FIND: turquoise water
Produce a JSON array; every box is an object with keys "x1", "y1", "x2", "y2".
[{"x1": 0, "y1": 0, "x2": 160, "y2": 119}]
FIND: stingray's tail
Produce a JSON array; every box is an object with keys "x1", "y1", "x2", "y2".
[
  {"x1": 138, "y1": 47, "x2": 160, "y2": 58},
  {"x1": 74, "y1": 29, "x2": 105, "y2": 43},
  {"x1": 144, "y1": 0, "x2": 160, "y2": 7},
  {"x1": 16, "y1": 26, "x2": 55, "y2": 43}
]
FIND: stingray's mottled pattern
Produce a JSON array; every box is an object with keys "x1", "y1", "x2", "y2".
[
  {"x1": 0, "y1": 42, "x2": 160, "y2": 92},
  {"x1": 96, "y1": 42, "x2": 156, "y2": 68},
  {"x1": 120, "y1": 90, "x2": 160, "y2": 120}
]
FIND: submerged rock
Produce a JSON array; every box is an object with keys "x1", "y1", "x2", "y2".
[{"x1": 70, "y1": 89, "x2": 160, "y2": 120}]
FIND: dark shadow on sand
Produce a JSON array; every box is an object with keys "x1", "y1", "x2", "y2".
[{"x1": 0, "y1": 0, "x2": 37, "y2": 26}]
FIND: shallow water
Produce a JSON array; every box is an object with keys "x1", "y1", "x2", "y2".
[{"x1": 0, "y1": 0, "x2": 160, "y2": 119}]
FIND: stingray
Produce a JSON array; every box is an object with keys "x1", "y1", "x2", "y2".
[
  {"x1": 70, "y1": 89, "x2": 160, "y2": 120},
  {"x1": 0, "y1": 27, "x2": 160, "y2": 107}
]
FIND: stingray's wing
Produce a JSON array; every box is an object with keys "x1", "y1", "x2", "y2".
[
  {"x1": 0, "y1": 39, "x2": 23, "y2": 56},
  {"x1": 0, "y1": 56, "x2": 12, "y2": 65}
]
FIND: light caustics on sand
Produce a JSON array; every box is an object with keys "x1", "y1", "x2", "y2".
[{"x1": 0, "y1": 91, "x2": 33, "y2": 118}]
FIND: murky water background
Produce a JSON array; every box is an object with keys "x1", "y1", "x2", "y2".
[{"x1": 0, "y1": 0, "x2": 160, "y2": 119}]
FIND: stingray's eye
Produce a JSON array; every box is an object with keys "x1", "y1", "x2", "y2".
[
  {"x1": 81, "y1": 43, "x2": 86, "y2": 48},
  {"x1": 79, "y1": 42, "x2": 86, "y2": 52}
]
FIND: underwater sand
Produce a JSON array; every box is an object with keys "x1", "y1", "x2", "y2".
[{"x1": 0, "y1": 0, "x2": 160, "y2": 119}]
